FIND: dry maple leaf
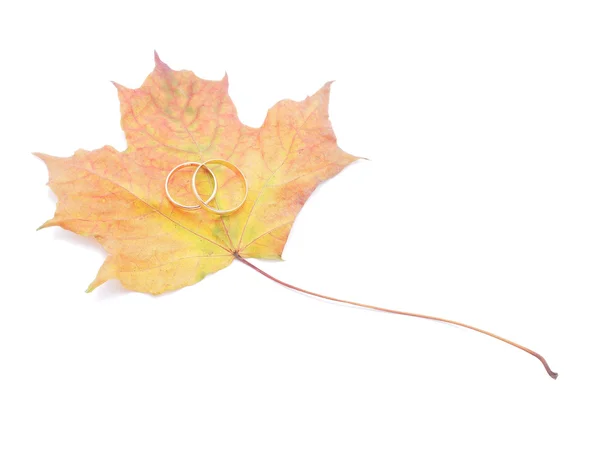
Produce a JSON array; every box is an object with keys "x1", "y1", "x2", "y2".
[
  {"x1": 37, "y1": 53, "x2": 557, "y2": 379},
  {"x1": 37, "y1": 52, "x2": 358, "y2": 294}
]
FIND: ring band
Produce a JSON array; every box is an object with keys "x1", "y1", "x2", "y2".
[
  {"x1": 165, "y1": 162, "x2": 217, "y2": 210},
  {"x1": 191, "y1": 159, "x2": 248, "y2": 216}
]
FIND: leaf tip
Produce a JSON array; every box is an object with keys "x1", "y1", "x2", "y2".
[
  {"x1": 87, "y1": 259, "x2": 117, "y2": 294},
  {"x1": 222, "y1": 71, "x2": 229, "y2": 88},
  {"x1": 312, "y1": 81, "x2": 334, "y2": 106},
  {"x1": 111, "y1": 80, "x2": 125, "y2": 91},
  {"x1": 36, "y1": 220, "x2": 52, "y2": 231},
  {"x1": 32, "y1": 152, "x2": 48, "y2": 162},
  {"x1": 323, "y1": 80, "x2": 335, "y2": 93},
  {"x1": 153, "y1": 50, "x2": 170, "y2": 71},
  {"x1": 85, "y1": 279, "x2": 100, "y2": 293}
]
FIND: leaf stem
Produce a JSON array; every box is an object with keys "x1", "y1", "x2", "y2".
[{"x1": 235, "y1": 255, "x2": 558, "y2": 379}]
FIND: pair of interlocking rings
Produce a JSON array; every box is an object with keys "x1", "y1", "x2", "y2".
[{"x1": 164, "y1": 160, "x2": 248, "y2": 216}]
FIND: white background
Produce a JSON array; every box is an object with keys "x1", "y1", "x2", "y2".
[{"x1": 1, "y1": 1, "x2": 599, "y2": 449}]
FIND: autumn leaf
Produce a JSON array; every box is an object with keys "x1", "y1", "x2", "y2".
[
  {"x1": 37, "y1": 53, "x2": 557, "y2": 379},
  {"x1": 37, "y1": 52, "x2": 358, "y2": 294}
]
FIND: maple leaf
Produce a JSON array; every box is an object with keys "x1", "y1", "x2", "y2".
[
  {"x1": 36, "y1": 52, "x2": 358, "y2": 294},
  {"x1": 36, "y1": 53, "x2": 558, "y2": 379}
]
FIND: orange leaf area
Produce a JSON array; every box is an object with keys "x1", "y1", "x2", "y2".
[{"x1": 37, "y1": 53, "x2": 358, "y2": 294}]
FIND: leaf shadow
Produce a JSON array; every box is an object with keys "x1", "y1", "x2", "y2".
[
  {"x1": 42, "y1": 188, "x2": 130, "y2": 299},
  {"x1": 43, "y1": 227, "x2": 130, "y2": 300}
]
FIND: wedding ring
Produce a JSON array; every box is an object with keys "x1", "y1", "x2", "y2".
[
  {"x1": 165, "y1": 162, "x2": 217, "y2": 210},
  {"x1": 191, "y1": 159, "x2": 248, "y2": 216}
]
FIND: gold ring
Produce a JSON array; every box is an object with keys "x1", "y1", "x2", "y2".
[
  {"x1": 191, "y1": 159, "x2": 248, "y2": 216},
  {"x1": 165, "y1": 162, "x2": 217, "y2": 210}
]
